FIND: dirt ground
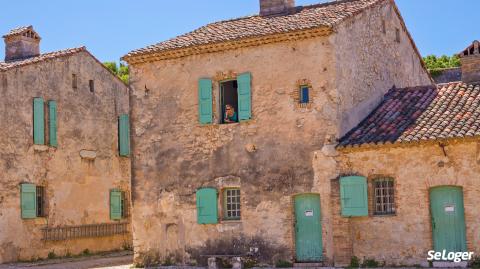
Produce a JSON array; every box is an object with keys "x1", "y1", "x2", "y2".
[{"x1": 0, "y1": 251, "x2": 133, "y2": 269}]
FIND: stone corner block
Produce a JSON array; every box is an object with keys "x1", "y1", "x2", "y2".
[{"x1": 80, "y1": 150, "x2": 97, "y2": 160}]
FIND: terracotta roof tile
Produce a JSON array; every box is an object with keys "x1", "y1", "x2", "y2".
[
  {"x1": 3, "y1": 25, "x2": 34, "y2": 38},
  {"x1": 124, "y1": 0, "x2": 384, "y2": 59},
  {"x1": 338, "y1": 82, "x2": 480, "y2": 147},
  {"x1": 0, "y1": 47, "x2": 86, "y2": 71}
]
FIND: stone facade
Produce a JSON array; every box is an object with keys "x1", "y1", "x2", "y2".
[
  {"x1": 313, "y1": 141, "x2": 480, "y2": 266},
  {"x1": 125, "y1": 0, "x2": 431, "y2": 265},
  {"x1": 0, "y1": 49, "x2": 131, "y2": 263}
]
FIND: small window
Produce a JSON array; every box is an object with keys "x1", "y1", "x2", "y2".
[
  {"x1": 72, "y1": 74, "x2": 77, "y2": 89},
  {"x1": 220, "y1": 80, "x2": 239, "y2": 124},
  {"x1": 36, "y1": 186, "x2": 46, "y2": 217},
  {"x1": 395, "y1": 28, "x2": 401, "y2": 43},
  {"x1": 223, "y1": 188, "x2": 241, "y2": 220},
  {"x1": 381, "y1": 19, "x2": 386, "y2": 34},
  {"x1": 373, "y1": 178, "x2": 395, "y2": 215},
  {"x1": 89, "y1": 80, "x2": 94, "y2": 93},
  {"x1": 299, "y1": 86, "x2": 310, "y2": 104}
]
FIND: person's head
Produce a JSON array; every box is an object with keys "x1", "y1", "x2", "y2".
[{"x1": 226, "y1": 104, "x2": 234, "y2": 114}]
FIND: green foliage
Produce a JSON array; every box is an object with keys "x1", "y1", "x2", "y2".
[
  {"x1": 423, "y1": 54, "x2": 461, "y2": 74},
  {"x1": 361, "y1": 258, "x2": 379, "y2": 268},
  {"x1": 82, "y1": 248, "x2": 91, "y2": 256},
  {"x1": 47, "y1": 251, "x2": 57, "y2": 259},
  {"x1": 103, "y1": 61, "x2": 129, "y2": 84},
  {"x1": 349, "y1": 256, "x2": 360, "y2": 268},
  {"x1": 275, "y1": 259, "x2": 293, "y2": 268},
  {"x1": 470, "y1": 256, "x2": 480, "y2": 268}
]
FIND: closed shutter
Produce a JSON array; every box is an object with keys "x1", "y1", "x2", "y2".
[
  {"x1": 33, "y1": 98, "x2": 44, "y2": 145},
  {"x1": 237, "y1": 72, "x2": 252, "y2": 121},
  {"x1": 198, "y1": 79, "x2": 213, "y2": 124},
  {"x1": 21, "y1": 183, "x2": 37, "y2": 219},
  {"x1": 118, "y1": 114, "x2": 130, "y2": 157},
  {"x1": 340, "y1": 176, "x2": 368, "y2": 217},
  {"x1": 196, "y1": 188, "x2": 218, "y2": 224},
  {"x1": 110, "y1": 190, "x2": 122, "y2": 220},
  {"x1": 48, "y1": 101, "x2": 58, "y2": 147}
]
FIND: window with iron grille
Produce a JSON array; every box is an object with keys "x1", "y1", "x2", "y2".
[
  {"x1": 223, "y1": 188, "x2": 241, "y2": 220},
  {"x1": 373, "y1": 178, "x2": 395, "y2": 215},
  {"x1": 36, "y1": 186, "x2": 46, "y2": 217}
]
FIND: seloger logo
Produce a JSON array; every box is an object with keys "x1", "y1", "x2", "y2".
[{"x1": 427, "y1": 250, "x2": 475, "y2": 263}]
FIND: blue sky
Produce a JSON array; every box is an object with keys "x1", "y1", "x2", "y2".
[{"x1": 1, "y1": 0, "x2": 478, "y2": 62}]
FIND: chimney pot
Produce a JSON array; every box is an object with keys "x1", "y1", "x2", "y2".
[
  {"x1": 260, "y1": 0, "x2": 295, "y2": 16},
  {"x1": 3, "y1": 26, "x2": 41, "y2": 62},
  {"x1": 459, "y1": 40, "x2": 480, "y2": 84}
]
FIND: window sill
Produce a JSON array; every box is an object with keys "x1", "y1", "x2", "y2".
[
  {"x1": 33, "y1": 144, "x2": 50, "y2": 152},
  {"x1": 372, "y1": 213, "x2": 396, "y2": 217},
  {"x1": 221, "y1": 219, "x2": 242, "y2": 223}
]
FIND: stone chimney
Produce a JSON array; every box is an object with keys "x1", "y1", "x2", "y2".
[
  {"x1": 3, "y1": 26, "x2": 41, "y2": 62},
  {"x1": 260, "y1": 0, "x2": 295, "y2": 16},
  {"x1": 459, "y1": 40, "x2": 480, "y2": 84}
]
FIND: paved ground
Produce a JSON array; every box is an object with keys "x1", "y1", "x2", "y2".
[{"x1": 0, "y1": 251, "x2": 133, "y2": 269}]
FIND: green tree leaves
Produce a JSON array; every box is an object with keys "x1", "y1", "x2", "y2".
[{"x1": 104, "y1": 61, "x2": 129, "y2": 84}]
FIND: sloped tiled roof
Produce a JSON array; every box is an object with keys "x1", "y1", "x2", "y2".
[
  {"x1": 338, "y1": 82, "x2": 480, "y2": 148},
  {"x1": 3, "y1": 25, "x2": 36, "y2": 38},
  {"x1": 124, "y1": 0, "x2": 384, "y2": 59},
  {"x1": 0, "y1": 47, "x2": 86, "y2": 71}
]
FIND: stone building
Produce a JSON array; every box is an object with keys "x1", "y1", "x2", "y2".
[
  {"x1": 0, "y1": 26, "x2": 131, "y2": 263},
  {"x1": 122, "y1": 0, "x2": 433, "y2": 266},
  {"x1": 319, "y1": 41, "x2": 480, "y2": 266}
]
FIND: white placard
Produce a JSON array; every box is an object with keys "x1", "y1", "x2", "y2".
[
  {"x1": 445, "y1": 205, "x2": 455, "y2": 212},
  {"x1": 305, "y1": 210, "x2": 314, "y2": 217}
]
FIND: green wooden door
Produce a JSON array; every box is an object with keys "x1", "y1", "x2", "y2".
[
  {"x1": 294, "y1": 194, "x2": 323, "y2": 262},
  {"x1": 430, "y1": 186, "x2": 467, "y2": 253}
]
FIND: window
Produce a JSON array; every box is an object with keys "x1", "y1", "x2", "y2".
[
  {"x1": 110, "y1": 189, "x2": 127, "y2": 220},
  {"x1": 223, "y1": 188, "x2": 241, "y2": 220},
  {"x1": 89, "y1": 80, "x2": 94, "y2": 93},
  {"x1": 21, "y1": 183, "x2": 46, "y2": 219},
  {"x1": 373, "y1": 178, "x2": 395, "y2": 215},
  {"x1": 220, "y1": 80, "x2": 239, "y2": 124},
  {"x1": 299, "y1": 86, "x2": 310, "y2": 104},
  {"x1": 36, "y1": 186, "x2": 46, "y2": 217},
  {"x1": 197, "y1": 72, "x2": 251, "y2": 125},
  {"x1": 395, "y1": 28, "x2": 401, "y2": 43},
  {"x1": 72, "y1": 74, "x2": 77, "y2": 89},
  {"x1": 381, "y1": 19, "x2": 386, "y2": 34}
]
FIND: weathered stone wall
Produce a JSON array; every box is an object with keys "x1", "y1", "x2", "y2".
[
  {"x1": 332, "y1": 0, "x2": 432, "y2": 136},
  {"x1": 314, "y1": 141, "x2": 480, "y2": 266},
  {"x1": 0, "y1": 52, "x2": 131, "y2": 263},
  {"x1": 129, "y1": 35, "x2": 338, "y2": 264}
]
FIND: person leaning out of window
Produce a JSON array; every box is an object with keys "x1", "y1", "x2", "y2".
[{"x1": 224, "y1": 104, "x2": 238, "y2": 123}]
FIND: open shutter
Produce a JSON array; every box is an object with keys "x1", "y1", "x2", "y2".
[
  {"x1": 196, "y1": 188, "x2": 218, "y2": 224},
  {"x1": 110, "y1": 190, "x2": 122, "y2": 220},
  {"x1": 21, "y1": 184, "x2": 37, "y2": 219},
  {"x1": 118, "y1": 114, "x2": 130, "y2": 157},
  {"x1": 237, "y1": 72, "x2": 252, "y2": 121},
  {"x1": 48, "y1": 101, "x2": 58, "y2": 147},
  {"x1": 198, "y1": 79, "x2": 213, "y2": 124},
  {"x1": 33, "y1": 98, "x2": 44, "y2": 145},
  {"x1": 340, "y1": 176, "x2": 368, "y2": 217}
]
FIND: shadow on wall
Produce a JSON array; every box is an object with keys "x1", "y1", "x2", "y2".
[{"x1": 136, "y1": 235, "x2": 290, "y2": 267}]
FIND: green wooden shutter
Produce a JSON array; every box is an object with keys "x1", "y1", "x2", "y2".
[
  {"x1": 340, "y1": 176, "x2": 368, "y2": 217},
  {"x1": 118, "y1": 114, "x2": 130, "y2": 157},
  {"x1": 237, "y1": 72, "x2": 252, "y2": 121},
  {"x1": 48, "y1": 101, "x2": 58, "y2": 147},
  {"x1": 21, "y1": 184, "x2": 37, "y2": 219},
  {"x1": 110, "y1": 190, "x2": 122, "y2": 220},
  {"x1": 196, "y1": 188, "x2": 218, "y2": 224},
  {"x1": 198, "y1": 79, "x2": 213, "y2": 124},
  {"x1": 33, "y1": 98, "x2": 45, "y2": 145}
]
